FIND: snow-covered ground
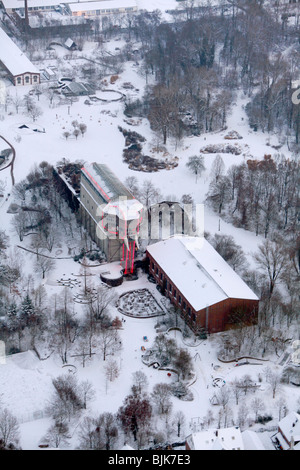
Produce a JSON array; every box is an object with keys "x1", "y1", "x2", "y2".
[{"x1": 0, "y1": 21, "x2": 298, "y2": 451}]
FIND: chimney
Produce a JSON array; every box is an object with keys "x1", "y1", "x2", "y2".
[{"x1": 24, "y1": 0, "x2": 29, "y2": 27}]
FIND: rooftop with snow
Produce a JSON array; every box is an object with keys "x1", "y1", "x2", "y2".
[
  {"x1": 0, "y1": 27, "x2": 39, "y2": 77},
  {"x1": 147, "y1": 236, "x2": 259, "y2": 312}
]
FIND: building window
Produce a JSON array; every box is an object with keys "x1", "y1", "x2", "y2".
[
  {"x1": 183, "y1": 302, "x2": 186, "y2": 310},
  {"x1": 173, "y1": 290, "x2": 176, "y2": 299},
  {"x1": 188, "y1": 307, "x2": 191, "y2": 316},
  {"x1": 178, "y1": 295, "x2": 182, "y2": 305},
  {"x1": 151, "y1": 262, "x2": 154, "y2": 270},
  {"x1": 160, "y1": 272, "x2": 163, "y2": 281},
  {"x1": 33, "y1": 75, "x2": 38, "y2": 82},
  {"x1": 17, "y1": 77, "x2": 21, "y2": 84},
  {"x1": 156, "y1": 268, "x2": 158, "y2": 276},
  {"x1": 25, "y1": 76, "x2": 30, "y2": 83},
  {"x1": 169, "y1": 283, "x2": 172, "y2": 292}
]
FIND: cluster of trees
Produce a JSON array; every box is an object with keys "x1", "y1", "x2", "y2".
[
  {"x1": 204, "y1": 366, "x2": 296, "y2": 431},
  {"x1": 151, "y1": 334, "x2": 194, "y2": 382},
  {"x1": 207, "y1": 154, "x2": 300, "y2": 239},
  {"x1": 78, "y1": 370, "x2": 187, "y2": 450},
  {"x1": 4, "y1": 1, "x2": 299, "y2": 145},
  {"x1": 0, "y1": 278, "x2": 120, "y2": 361},
  {"x1": 0, "y1": 407, "x2": 20, "y2": 450},
  {"x1": 118, "y1": 1, "x2": 300, "y2": 146},
  {"x1": 8, "y1": 89, "x2": 43, "y2": 122},
  {"x1": 124, "y1": 176, "x2": 162, "y2": 208},
  {"x1": 62, "y1": 121, "x2": 87, "y2": 141},
  {"x1": 206, "y1": 153, "x2": 300, "y2": 328}
]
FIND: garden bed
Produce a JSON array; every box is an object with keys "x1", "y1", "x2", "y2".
[{"x1": 117, "y1": 288, "x2": 164, "y2": 318}]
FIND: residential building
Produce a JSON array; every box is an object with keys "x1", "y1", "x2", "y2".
[
  {"x1": 273, "y1": 412, "x2": 300, "y2": 450},
  {"x1": 186, "y1": 427, "x2": 265, "y2": 451},
  {"x1": 0, "y1": 0, "x2": 138, "y2": 16},
  {"x1": 186, "y1": 427, "x2": 245, "y2": 451},
  {"x1": 0, "y1": 27, "x2": 40, "y2": 85},
  {"x1": 146, "y1": 236, "x2": 259, "y2": 334},
  {"x1": 67, "y1": 0, "x2": 138, "y2": 17}
]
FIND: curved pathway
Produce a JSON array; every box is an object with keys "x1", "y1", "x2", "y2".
[{"x1": 0, "y1": 135, "x2": 16, "y2": 186}]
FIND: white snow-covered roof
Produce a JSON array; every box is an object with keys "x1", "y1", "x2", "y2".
[
  {"x1": 187, "y1": 427, "x2": 244, "y2": 451},
  {"x1": 147, "y1": 236, "x2": 258, "y2": 312},
  {"x1": 68, "y1": 0, "x2": 137, "y2": 13},
  {"x1": 241, "y1": 430, "x2": 265, "y2": 451},
  {"x1": 1, "y1": 0, "x2": 73, "y2": 9},
  {"x1": 279, "y1": 412, "x2": 300, "y2": 444},
  {"x1": 0, "y1": 28, "x2": 39, "y2": 77}
]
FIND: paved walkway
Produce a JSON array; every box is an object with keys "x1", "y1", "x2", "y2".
[{"x1": 0, "y1": 135, "x2": 16, "y2": 186}]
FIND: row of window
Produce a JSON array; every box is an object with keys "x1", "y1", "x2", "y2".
[
  {"x1": 151, "y1": 261, "x2": 196, "y2": 321},
  {"x1": 16, "y1": 74, "x2": 39, "y2": 85},
  {"x1": 76, "y1": 7, "x2": 135, "y2": 16}
]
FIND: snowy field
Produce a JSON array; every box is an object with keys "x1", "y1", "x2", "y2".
[{"x1": 0, "y1": 6, "x2": 299, "y2": 451}]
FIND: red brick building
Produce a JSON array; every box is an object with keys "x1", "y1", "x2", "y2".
[{"x1": 146, "y1": 237, "x2": 259, "y2": 334}]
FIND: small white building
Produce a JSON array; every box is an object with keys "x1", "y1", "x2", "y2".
[
  {"x1": 186, "y1": 427, "x2": 245, "y2": 451},
  {"x1": 186, "y1": 427, "x2": 265, "y2": 451},
  {"x1": 0, "y1": 0, "x2": 65, "y2": 15},
  {"x1": 67, "y1": 0, "x2": 138, "y2": 17},
  {"x1": 0, "y1": 28, "x2": 40, "y2": 86}
]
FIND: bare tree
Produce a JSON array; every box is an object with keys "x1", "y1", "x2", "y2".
[
  {"x1": 11, "y1": 211, "x2": 29, "y2": 242},
  {"x1": 79, "y1": 380, "x2": 95, "y2": 410},
  {"x1": 265, "y1": 367, "x2": 281, "y2": 399},
  {"x1": 139, "y1": 180, "x2": 162, "y2": 208},
  {"x1": 79, "y1": 123, "x2": 87, "y2": 137},
  {"x1": 253, "y1": 239, "x2": 290, "y2": 298},
  {"x1": 105, "y1": 359, "x2": 120, "y2": 383},
  {"x1": 132, "y1": 370, "x2": 148, "y2": 394},
  {"x1": 237, "y1": 403, "x2": 249, "y2": 430},
  {"x1": 210, "y1": 154, "x2": 225, "y2": 183},
  {"x1": 99, "y1": 328, "x2": 122, "y2": 361},
  {"x1": 173, "y1": 410, "x2": 186, "y2": 438},
  {"x1": 0, "y1": 408, "x2": 20, "y2": 448},
  {"x1": 186, "y1": 155, "x2": 206, "y2": 183},
  {"x1": 28, "y1": 104, "x2": 43, "y2": 122},
  {"x1": 251, "y1": 397, "x2": 264, "y2": 422},
  {"x1": 34, "y1": 255, "x2": 56, "y2": 280},
  {"x1": 12, "y1": 92, "x2": 23, "y2": 114},
  {"x1": 43, "y1": 422, "x2": 70, "y2": 449},
  {"x1": 151, "y1": 383, "x2": 172, "y2": 415}
]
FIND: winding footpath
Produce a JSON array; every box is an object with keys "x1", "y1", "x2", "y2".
[{"x1": 0, "y1": 135, "x2": 16, "y2": 186}]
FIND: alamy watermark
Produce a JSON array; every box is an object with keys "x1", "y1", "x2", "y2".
[
  {"x1": 94, "y1": 200, "x2": 205, "y2": 245},
  {"x1": 292, "y1": 80, "x2": 300, "y2": 105}
]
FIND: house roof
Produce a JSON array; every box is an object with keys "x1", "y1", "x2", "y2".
[
  {"x1": 241, "y1": 430, "x2": 265, "y2": 450},
  {"x1": 146, "y1": 236, "x2": 259, "y2": 312},
  {"x1": 68, "y1": 0, "x2": 137, "y2": 13},
  {"x1": 0, "y1": 28, "x2": 39, "y2": 77},
  {"x1": 1, "y1": 0, "x2": 72, "y2": 9},
  {"x1": 279, "y1": 412, "x2": 300, "y2": 444},
  {"x1": 186, "y1": 427, "x2": 244, "y2": 451}
]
